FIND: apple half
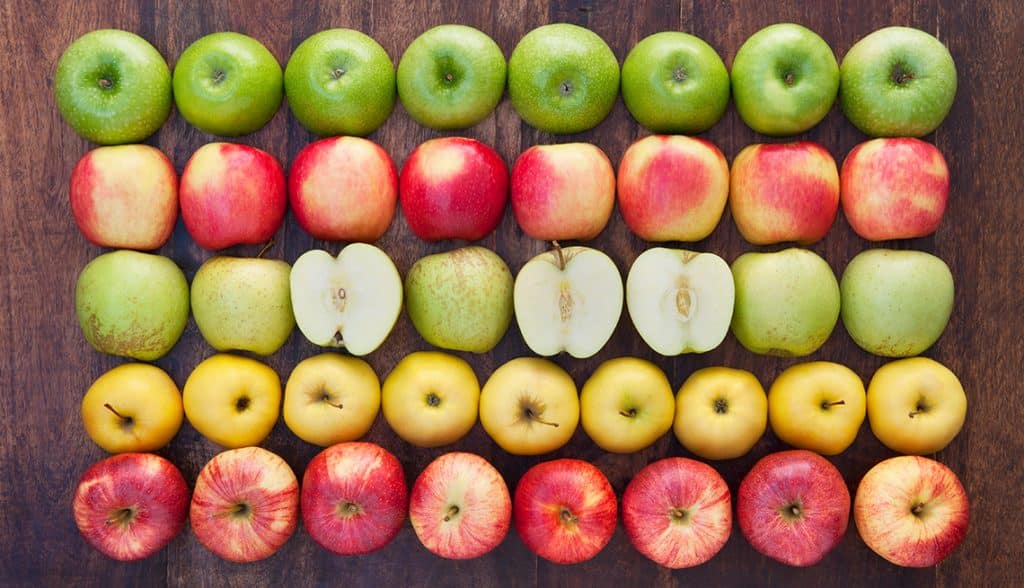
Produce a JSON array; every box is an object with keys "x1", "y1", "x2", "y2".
[{"x1": 290, "y1": 244, "x2": 402, "y2": 356}]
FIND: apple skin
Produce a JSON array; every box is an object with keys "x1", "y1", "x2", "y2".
[
  {"x1": 73, "y1": 453, "x2": 189, "y2": 561},
  {"x1": 288, "y1": 136, "x2": 398, "y2": 242},
  {"x1": 81, "y1": 363, "x2": 183, "y2": 454},
  {"x1": 182, "y1": 353, "x2": 282, "y2": 449},
  {"x1": 673, "y1": 366, "x2": 767, "y2": 461},
  {"x1": 768, "y1": 361, "x2": 866, "y2": 456},
  {"x1": 179, "y1": 142, "x2": 286, "y2": 250},
  {"x1": 399, "y1": 137, "x2": 508, "y2": 242}
]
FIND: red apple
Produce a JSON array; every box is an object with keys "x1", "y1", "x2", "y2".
[
  {"x1": 840, "y1": 137, "x2": 949, "y2": 241},
  {"x1": 513, "y1": 458, "x2": 617, "y2": 564},
  {"x1": 737, "y1": 449, "x2": 850, "y2": 567},
  {"x1": 617, "y1": 134, "x2": 729, "y2": 242},
  {"x1": 70, "y1": 144, "x2": 178, "y2": 250},
  {"x1": 854, "y1": 456, "x2": 968, "y2": 567},
  {"x1": 729, "y1": 141, "x2": 840, "y2": 245},
  {"x1": 289, "y1": 136, "x2": 398, "y2": 242},
  {"x1": 189, "y1": 446, "x2": 299, "y2": 563},
  {"x1": 409, "y1": 452, "x2": 511, "y2": 560},
  {"x1": 301, "y1": 442, "x2": 408, "y2": 555},
  {"x1": 399, "y1": 137, "x2": 508, "y2": 241},
  {"x1": 72, "y1": 452, "x2": 189, "y2": 561},
  {"x1": 510, "y1": 143, "x2": 615, "y2": 241},
  {"x1": 180, "y1": 142, "x2": 286, "y2": 250},
  {"x1": 622, "y1": 457, "x2": 731, "y2": 569}
]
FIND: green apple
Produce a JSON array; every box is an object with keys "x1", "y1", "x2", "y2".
[
  {"x1": 397, "y1": 24, "x2": 506, "y2": 130},
  {"x1": 840, "y1": 26, "x2": 957, "y2": 137},
  {"x1": 620, "y1": 31, "x2": 729, "y2": 134},
  {"x1": 54, "y1": 29, "x2": 171, "y2": 144},
  {"x1": 508, "y1": 23, "x2": 619, "y2": 134},
  {"x1": 730, "y1": 23, "x2": 839, "y2": 136},
  {"x1": 173, "y1": 32, "x2": 283, "y2": 136},
  {"x1": 75, "y1": 250, "x2": 189, "y2": 361},
  {"x1": 284, "y1": 29, "x2": 395, "y2": 137}
]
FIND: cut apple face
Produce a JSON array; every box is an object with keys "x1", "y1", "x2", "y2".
[
  {"x1": 290, "y1": 244, "x2": 402, "y2": 356},
  {"x1": 626, "y1": 248, "x2": 734, "y2": 355},
  {"x1": 514, "y1": 245, "x2": 623, "y2": 359}
]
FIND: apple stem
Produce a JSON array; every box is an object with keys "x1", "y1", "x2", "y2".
[
  {"x1": 525, "y1": 407, "x2": 558, "y2": 428},
  {"x1": 560, "y1": 507, "x2": 578, "y2": 526},
  {"x1": 105, "y1": 507, "x2": 135, "y2": 527},
  {"x1": 256, "y1": 239, "x2": 275, "y2": 259},
  {"x1": 821, "y1": 400, "x2": 846, "y2": 409},
  {"x1": 103, "y1": 403, "x2": 133, "y2": 428},
  {"x1": 911, "y1": 502, "x2": 926, "y2": 516},
  {"x1": 443, "y1": 505, "x2": 460, "y2": 522},
  {"x1": 619, "y1": 408, "x2": 637, "y2": 418},
  {"x1": 670, "y1": 507, "x2": 689, "y2": 523},
  {"x1": 892, "y1": 66, "x2": 915, "y2": 85},
  {"x1": 445, "y1": 72, "x2": 454, "y2": 83},
  {"x1": 552, "y1": 241, "x2": 566, "y2": 270}
]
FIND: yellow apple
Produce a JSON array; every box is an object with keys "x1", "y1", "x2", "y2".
[
  {"x1": 81, "y1": 363, "x2": 183, "y2": 453},
  {"x1": 283, "y1": 353, "x2": 381, "y2": 447},
  {"x1": 580, "y1": 357, "x2": 674, "y2": 453},
  {"x1": 381, "y1": 351, "x2": 480, "y2": 448},
  {"x1": 768, "y1": 361, "x2": 866, "y2": 455},
  {"x1": 673, "y1": 367, "x2": 767, "y2": 460},
  {"x1": 183, "y1": 354, "x2": 282, "y2": 448}
]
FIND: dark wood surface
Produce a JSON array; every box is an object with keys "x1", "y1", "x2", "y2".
[{"x1": 1, "y1": 1, "x2": 1021, "y2": 586}]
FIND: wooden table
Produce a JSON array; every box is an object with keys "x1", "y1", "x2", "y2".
[{"x1": 2, "y1": 1, "x2": 1021, "y2": 586}]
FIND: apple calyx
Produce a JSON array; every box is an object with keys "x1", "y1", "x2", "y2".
[
  {"x1": 783, "y1": 72, "x2": 795, "y2": 86},
  {"x1": 337, "y1": 501, "x2": 362, "y2": 518},
  {"x1": 910, "y1": 501, "x2": 928, "y2": 517},
  {"x1": 673, "y1": 66, "x2": 687, "y2": 82},
  {"x1": 235, "y1": 396, "x2": 250, "y2": 412},
  {"x1": 713, "y1": 397, "x2": 729, "y2": 414},
  {"x1": 103, "y1": 403, "x2": 134, "y2": 430},
  {"x1": 669, "y1": 507, "x2": 691, "y2": 525},
  {"x1": 891, "y1": 64, "x2": 915, "y2": 85},
  {"x1": 559, "y1": 81, "x2": 573, "y2": 97},
  {"x1": 560, "y1": 506, "x2": 579, "y2": 527},
  {"x1": 331, "y1": 68, "x2": 346, "y2": 80},
  {"x1": 443, "y1": 504, "x2": 460, "y2": 522},
  {"x1": 106, "y1": 506, "x2": 136, "y2": 527}
]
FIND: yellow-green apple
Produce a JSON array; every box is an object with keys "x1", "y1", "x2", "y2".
[
  {"x1": 182, "y1": 354, "x2": 281, "y2": 448},
  {"x1": 729, "y1": 142, "x2": 839, "y2": 245},
  {"x1": 179, "y1": 142, "x2": 286, "y2": 250},
  {"x1": 301, "y1": 442, "x2": 408, "y2": 555},
  {"x1": 399, "y1": 137, "x2": 508, "y2": 241},
  {"x1": 479, "y1": 357, "x2": 579, "y2": 455},
  {"x1": 191, "y1": 256, "x2": 294, "y2": 356},
  {"x1": 382, "y1": 351, "x2": 480, "y2": 448},
  {"x1": 768, "y1": 361, "x2": 866, "y2": 455},
  {"x1": 617, "y1": 135, "x2": 729, "y2": 242},
  {"x1": 409, "y1": 452, "x2": 511, "y2": 560},
  {"x1": 580, "y1": 357, "x2": 674, "y2": 453},
  {"x1": 840, "y1": 138, "x2": 949, "y2": 241},
  {"x1": 72, "y1": 453, "x2": 188, "y2": 561},
  {"x1": 290, "y1": 245, "x2": 402, "y2": 355},
  {"x1": 190, "y1": 447, "x2": 299, "y2": 562},
  {"x1": 622, "y1": 457, "x2": 732, "y2": 568},
  {"x1": 509, "y1": 143, "x2": 615, "y2": 241},
  {"x1": 673, "y1": 367, "x2": 767, "y2": 460},
  {"x1": 75, "y1": 250, "x2": 189, "y2": 361},
  {"x1": 854, "y1": 456, "x2": 968, "y2": 567},
  {"x1": 513, "y1": 459, "x2": 617, "y2": 564},
  {"x1": 737, "y1": 450, "x2": 850, "y2": 567},
  {"x1": 69, "y1": 144, "x2": 177, "y2": 250},
  {"x1": 513, "y1": 244, "x2": 622, "y2": 359},
  {"x1": 866, "y1": 357, "x2": 966, "y2": 455},
  {"x1": 626, "y1": 248, "x2": 733, "y2": 355},
  {"x1": 283, "y1": 353, "x2": 380, "y2": 447},
  {"x1": 81, "y1": 363, "x2": 183, "y2": 454}
]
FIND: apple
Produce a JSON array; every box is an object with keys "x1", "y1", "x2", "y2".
[
  {"x1": 617, "y1": 135, "x2": 730, "y2": 242},
  {"x1": 289, "y1": 245, "x2": 402, "y2": 355},
  {"x1": 768, "y1": 361, "x2": 866, "y2": 456},
  {"x1": 173, "y1": 32, "x2": 282, "y2": 136},
  {"x1": 288, "y1": 136, "x2": 398, "y2": 242},
  {"x1": 69, "y1": 144, "x2": 178, "y2": 250},
  {"x1": 479, "y1": 357, "x2": 579, "y2": 455},
  {"x1": 840, "y1": 26, "x2": 957, "y2": 137},
  {"x1": 840, "y1": 138, "x2": 949, "y2": 241},
  {"x1": 507, "y1": 23, "x2": 619, "y2": 134},
  {"x1": 622, "y1": 457, "x2": 732, "y2": 568},
  {"x1": 397, "y1": 24, "x2": 506, "y2": 130},
  {"x1": 510, "y1": 143, "x2": 615, "y2": 241},
  {"x1": 620, "y1": 31, "x2": 730, "y2": 134},
  {"x1": 75, "y1": 250, "x2": 189, "y2": 361},
  {"x1": 580, "y1": 357, "x2": 675, "y2": 453},
  {"x1": 626, "y1": 248, "x2": 734, "y2": 355},
  {"x1": 729, "y1": 141, "x2": 840, "y2": 245},
  {"x1": 840, "y1": 249, "x2": 954, "y2": 357},
  {"x1": 190, "y1": 447, "x2": 299, "y2": 562},
  {"x1": 409, "y1": 452, "x2": 511, "y2": 560},
  {"x1": 513, "y1": 458, "x2": 617, "y2": 564},
  {"x1": 381, "y1": 351, "x2": 480, "y2": 448},
  {"x1": 866, "y1": 357, "x2": 967, "y2": 455},
  {"x1": 731, "y1": 23, "x2": 839, "y2": 136},
  {"x1": 854, "y1": 456, "x2": 969, "y2": 566},
  {"x1": 182, "y1": 353, "x2": 281, "y2": 449},
  {"x1": 301, "y1": 442, "x2": 408, "y2": 555},
  {"x1": 284, "y1": 28, "x2": 395, "y2": 137},
  {"x1": 737, "y1": 450, "x2": 850, "y2": 567},
  {"x1": 283, "y1": 353, "x2": 381, "y2": 447},
  {"x1": 179, "y1": 142, "x2": 286, "y2": 250},
  {"x1": 673, "y1": 366, "x2": 767, "y2": 460},
  {"x1": 398, "y1": 137, "x2": 508, "y2": 241},
  {"x1": 72, "y1": 453, "x2": 188, "y2": 561},
  {"x1": 513, "y1": 244, "x2": 623, "y2": 359},
  {"x1": 81, "y1": 363, "x2": 182, "y2": 454},
  {"x1": 54, "y1": 29, "x2": 171, "y2": 144}
]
